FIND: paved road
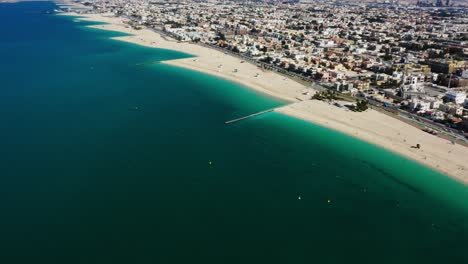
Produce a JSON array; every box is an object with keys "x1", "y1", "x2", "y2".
[{"x1": 365, "y1": 97, "x2": 468, "y2": 145}]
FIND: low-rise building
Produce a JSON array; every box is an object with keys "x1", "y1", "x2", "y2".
[
  {"x1": 444, "y1": 91, "x2": 467, "y2": 105},
  {"x1": 334, "y1": 81, "x2": 354, "y2": 92},
  {"x1": 409, "y1": 98, "x2": 431, "y2": 112},
  {"x1": 439, "y1": 103, "x2": 464, "y2": 116}
]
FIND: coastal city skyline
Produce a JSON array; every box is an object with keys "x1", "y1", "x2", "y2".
[
  {"x1": 61, "y1": 0, "x2": 468, "y2": 182},
  {"x1": 0, "y1": 0, "x2": 467, "y2": 263}
]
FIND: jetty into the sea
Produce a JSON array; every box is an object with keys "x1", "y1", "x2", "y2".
[{"x1": 225, "y1": 109, "x2": 275, "y2": 124}]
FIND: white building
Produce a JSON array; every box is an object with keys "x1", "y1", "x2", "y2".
[
  {"x1": 425, "y1": 98, "x2": 443, "y2": 109},
  {"x1": 430, "y1": 111, "x2": 446, "y2": 120},
  {"x1": 247, "y1": 46, "x2": 260, "y2": 56},
  {"x1": 409, "y1": 98, "x2": 431, "y2": 112},
  {"x1": 444, "y1": 91, "x2": 466, "y2": 105},
  {"x1": 462, "y1": 69, "x2": 468, "y2": 79},
  {"x1": 400, "y1": 76, "x2": 425, "y2": 99},
  {"x1": 392, "y1": 71, "x2": 404, "y2": 82},
  {"x1": 439, "y1": 103, "x2": 464, "y2": 116},
  {"x1": 334, "y1": 81, "x2": 354, "y2": 92}
]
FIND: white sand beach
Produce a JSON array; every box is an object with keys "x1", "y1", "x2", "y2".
[
  {"x1": 70, "y1": 13, "x2": 310, "y2": 102},
  {"x1": 277, "y1": 101, "x2": 468, "y2": 183},
  {"x1": 66, "y1": 13, "x2": 468, "y2": 184}
]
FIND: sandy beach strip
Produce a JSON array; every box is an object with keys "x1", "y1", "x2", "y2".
[
  {"x1": 276, "y1": 101, "x2": 468, "y2": 184},
  {"x1": 65, "y1": 13, "x2": 468, "y2": 184},
  {"x1": 68, "y1": 13, "x2": 311, "y2": 103}
]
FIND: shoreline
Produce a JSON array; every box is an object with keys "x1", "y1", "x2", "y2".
[
  {"x1": 276, "y1": 101, "x2": 468, "y2": 184},
  {"x1": 62, "y1": 12, "x2": 468, "y2": 184},
  {"x1": 64, "y1": 13, "x2": 309, "y2": 103}
]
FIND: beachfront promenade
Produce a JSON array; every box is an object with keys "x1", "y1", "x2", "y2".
[
  {"x1": 136, "y1": 18, "x2": 468, "y2": 145},
  {"x1": 71, "y1": 10, "x2": 468, "y2": 145},
  {"x1": 60, "y1": 11, "x2": 468, "y2": 184}
]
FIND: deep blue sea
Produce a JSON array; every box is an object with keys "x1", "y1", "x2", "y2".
[{"x1": 0, "y1": 2, "x2": 467, "y2": 263}]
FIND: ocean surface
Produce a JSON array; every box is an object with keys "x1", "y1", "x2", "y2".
[{"x1": 0, "y1": 2, "x2": 467, "y2": 263}]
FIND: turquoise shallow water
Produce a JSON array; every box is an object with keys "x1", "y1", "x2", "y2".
[{"x1": 0, "y1": 2, "x2": 467, "y2": 263}]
